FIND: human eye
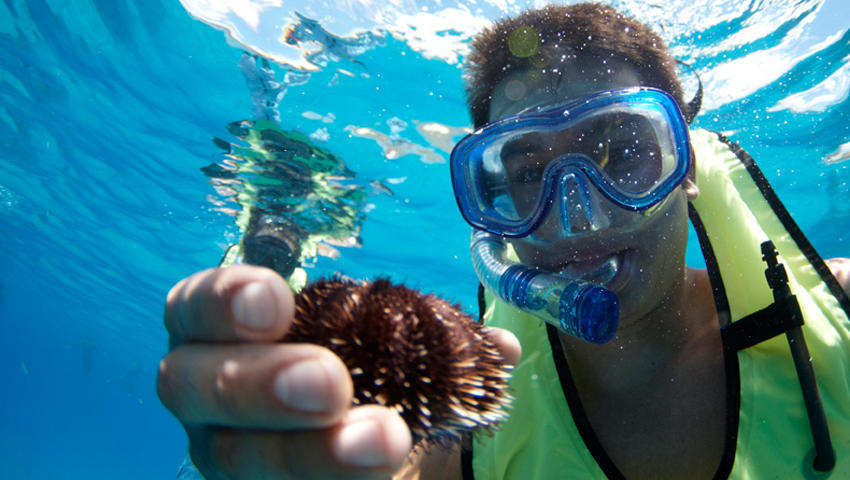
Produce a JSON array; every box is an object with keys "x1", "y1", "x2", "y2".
[
  {"x1": 501, "y1": 138, "x2": 540, "y2": 161},
  {"x1": 605, "y1": 140, "x2": 662, "y2": 192},
  {"x1": 511, "y1": 162, "x2": 546, "y2": 184},
  {"x1": 501, "y1": 139, "x2": 547, "y2": 183}
]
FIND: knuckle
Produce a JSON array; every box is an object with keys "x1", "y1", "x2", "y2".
[
  {"x1": 165, "y1": 277, "x2": 188, "y2": 307},
  {"x1": 211, "y1": 359, "x2": 244, "y2": 421},
  {"x1": 210, "y1": 269, "x2": 234, "y2": 300},
  {"x1": 164, "y1": 271, "x2": 209, "y2": 338},
  {"x1": 156, "y1": 356, "x2": 178, "y2": 409},
  {"x1": 163, "y1": 288, "x2": 186, "y2": 337}
]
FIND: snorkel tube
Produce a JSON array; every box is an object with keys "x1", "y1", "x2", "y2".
[{"x1": 470, "y1": 229, "x2": 619, "y2": 344}]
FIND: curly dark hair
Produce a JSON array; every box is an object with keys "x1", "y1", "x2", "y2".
[{"x1": 465, "y1": 3, "x2": 686, "y2": 127}]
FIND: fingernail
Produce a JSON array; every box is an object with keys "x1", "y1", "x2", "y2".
[
  {"x1": 333, "y1": 418, "x2": 388, "y2": 467},
  {"x1": 333, "y1": 409, "x2": 411, "y2": 468},
  {"x1": 232, "y1": 281, "x2": 277, "y2": 330},
  {"x1": 273, "y1": 359, "x2": 335, "y2": 412}
]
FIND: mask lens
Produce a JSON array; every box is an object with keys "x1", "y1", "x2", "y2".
[
  {"x1": 478, "y1": 108, "x2": 676, "y2": 223},
  {"x1": 479, "y1": 132, "x2": 549, "y2": 223},
  {"x1": 583, "y1": 110, "x2": 672, "y2": 194},
  {"x1": 451, "y1": 88, "x2": 690, "y2": 238}
]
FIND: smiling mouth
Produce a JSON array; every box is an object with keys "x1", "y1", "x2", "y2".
[{"x1": 555, "y1": 250, "x2": 629, "y2": 289}]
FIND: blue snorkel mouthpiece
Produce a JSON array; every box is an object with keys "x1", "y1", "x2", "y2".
[{"x1": 471, "y1": 229, "x2": 618, "y2": 344}]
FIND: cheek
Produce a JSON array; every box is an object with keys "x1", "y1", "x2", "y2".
[
  {"x1": 637, "y1": 191, "x2": 689, "y2": 249},
  {"x1": 511, "y1": 240, "x2": 543, "y2": 265},
  {"x1": 617, "y1": 196, "x2": 689, "y2": 313}
]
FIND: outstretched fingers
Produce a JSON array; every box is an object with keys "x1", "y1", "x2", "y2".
[
  {"x1": 164, "y1": 265, "x2": 295, "y2": 345},
  {"x1": 158, "y1": 342, "x2": 354, "y2": 430},
  {"x1": 187, "y1": 405, "x2": 412, "y2": 480}
]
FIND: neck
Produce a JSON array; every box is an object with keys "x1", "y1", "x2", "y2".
[
  {"x1": 559, "y1": 267, "x2": 717, "y2": 396},
  {"x1": 553, "y1": 267, "x2": 727, "y2": 478}
]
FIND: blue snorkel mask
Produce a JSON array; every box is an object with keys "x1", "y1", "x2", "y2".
[{"x1": 451, "y1": 87, "x2": 692, "y2": 343}]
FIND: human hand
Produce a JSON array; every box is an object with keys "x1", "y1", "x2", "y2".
[
  {"x1": 157, "y1": 265, "x2": 520, "y2": 479},
  {"x1": 826, "y1": 257, "x2": 850, "y2": 295}
]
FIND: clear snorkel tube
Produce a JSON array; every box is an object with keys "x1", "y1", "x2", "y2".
[{"x1": 470, "y1": 229, "x2": 619, "y2": 344}]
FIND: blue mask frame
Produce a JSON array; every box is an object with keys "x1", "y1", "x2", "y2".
[{"x1": 451, "y1": 87, "x2": 692, "y2": 238}]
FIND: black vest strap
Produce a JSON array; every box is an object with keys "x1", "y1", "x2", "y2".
[
  {"x1": 721, "y1": 295, "x2": 805, "y2": 351},
  {"x1": 477, "y1": 283, "x2": 486, "y2": 324}
]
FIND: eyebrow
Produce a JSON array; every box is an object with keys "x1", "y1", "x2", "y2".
[{"x1": 501, "y1": 132, "x2": 546, "y2": 159}]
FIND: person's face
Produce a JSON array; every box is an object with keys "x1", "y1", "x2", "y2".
[{"x1": 487, "y1": 54, "x2": 691, "y2": 325}]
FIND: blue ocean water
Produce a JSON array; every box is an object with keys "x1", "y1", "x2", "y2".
[{"x1": 0, "y1": 0, "x2": 847, "y2": 478}]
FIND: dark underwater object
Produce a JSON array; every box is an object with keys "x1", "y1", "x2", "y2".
[
  {"x1": 285, "y1": 277, "x2": 513, "y2": 446},
  {"x1": 242, "y1": 209, "x2": 305, "y2": 278}
]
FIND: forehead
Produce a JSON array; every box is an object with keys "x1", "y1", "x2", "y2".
[{"x1": 488, "y1": 56, "x2": 643, "y2": 122}]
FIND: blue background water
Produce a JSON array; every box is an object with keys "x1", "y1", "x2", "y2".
[{"x1": 0, "y1": 0, "x2": 848, "y2": 478}]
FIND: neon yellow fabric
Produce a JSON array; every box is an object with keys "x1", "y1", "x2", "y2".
[
  {"x1": 472, "y1": 129, "x2": 850, "y2": 479},
  {"x1": 689, "y1": 129, "x2": 850, "y2": 479},
  {"x1": 474, "y1": 297, "x2": 609, "y2": 479}
]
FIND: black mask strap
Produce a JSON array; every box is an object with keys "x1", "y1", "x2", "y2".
[{"x1": 677, "y1": 60, "x2": 703, "y2": 124}]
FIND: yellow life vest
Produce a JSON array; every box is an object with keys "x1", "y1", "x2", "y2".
[{"x1": 467, "y1": 129, "x2": 850, "y2": 479}]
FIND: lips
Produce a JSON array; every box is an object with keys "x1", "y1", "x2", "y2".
[{"x1": 553, "y1": 249, "x2": 631, "y2": 291}]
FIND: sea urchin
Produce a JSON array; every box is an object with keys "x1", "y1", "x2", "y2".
[{"x1": 285, "y1": 277, "x2": 513, "y2": 446}]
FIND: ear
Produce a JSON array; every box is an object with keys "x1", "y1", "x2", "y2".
[
  {"x1": 683, "y1": 143, "x2": 699, "y2": 201},
  {"x1": 683, "y1": 177, "x2": 699, "y2": 201}
]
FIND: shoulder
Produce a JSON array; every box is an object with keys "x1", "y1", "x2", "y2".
[
  {"x1": 825, "y1": 258, "x2": 850, "y2": 295},
  {"x1": 685, "y1": 267, "x2": 715, "y2": 307}
]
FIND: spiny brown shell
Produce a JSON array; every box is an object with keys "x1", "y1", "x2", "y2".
[{"x1": 285, "y1": 277, "x2": 513, "y2": 446}]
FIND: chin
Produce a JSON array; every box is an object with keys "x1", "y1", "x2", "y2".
[{"x1": 615, "y1": 252, "x2": 686, "y2": 325}]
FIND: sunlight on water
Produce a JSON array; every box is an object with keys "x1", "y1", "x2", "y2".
[
  {"x1": 183, "y1": 0, "x2": 850, "y2": 161},
  {"x1": 770, "y1": 57, "x2": 850, "y2": 113},
  {"x1": 180, "y1": 0, "x2": 498, "y2": 68}
]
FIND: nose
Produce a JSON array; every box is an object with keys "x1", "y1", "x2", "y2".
[{"x1": 531, "y1": 173, "x2": 611, "y2": 242}]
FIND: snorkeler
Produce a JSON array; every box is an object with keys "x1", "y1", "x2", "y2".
[
  {"x1": 209, "y1": 119, "x2": 366, "y2": 291},
  {"x1": 205, "y1": 53, "x2": 367, "y2": 292},
  {"x1": 282, "y1": 11, "x2": 381, "y2": 69},
  {"x1": 158, "y1": 3, "x2": 850, "y2": 479},
  {"x1": 238, "y1": 53, "x2": 287, "y2": 123}
]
